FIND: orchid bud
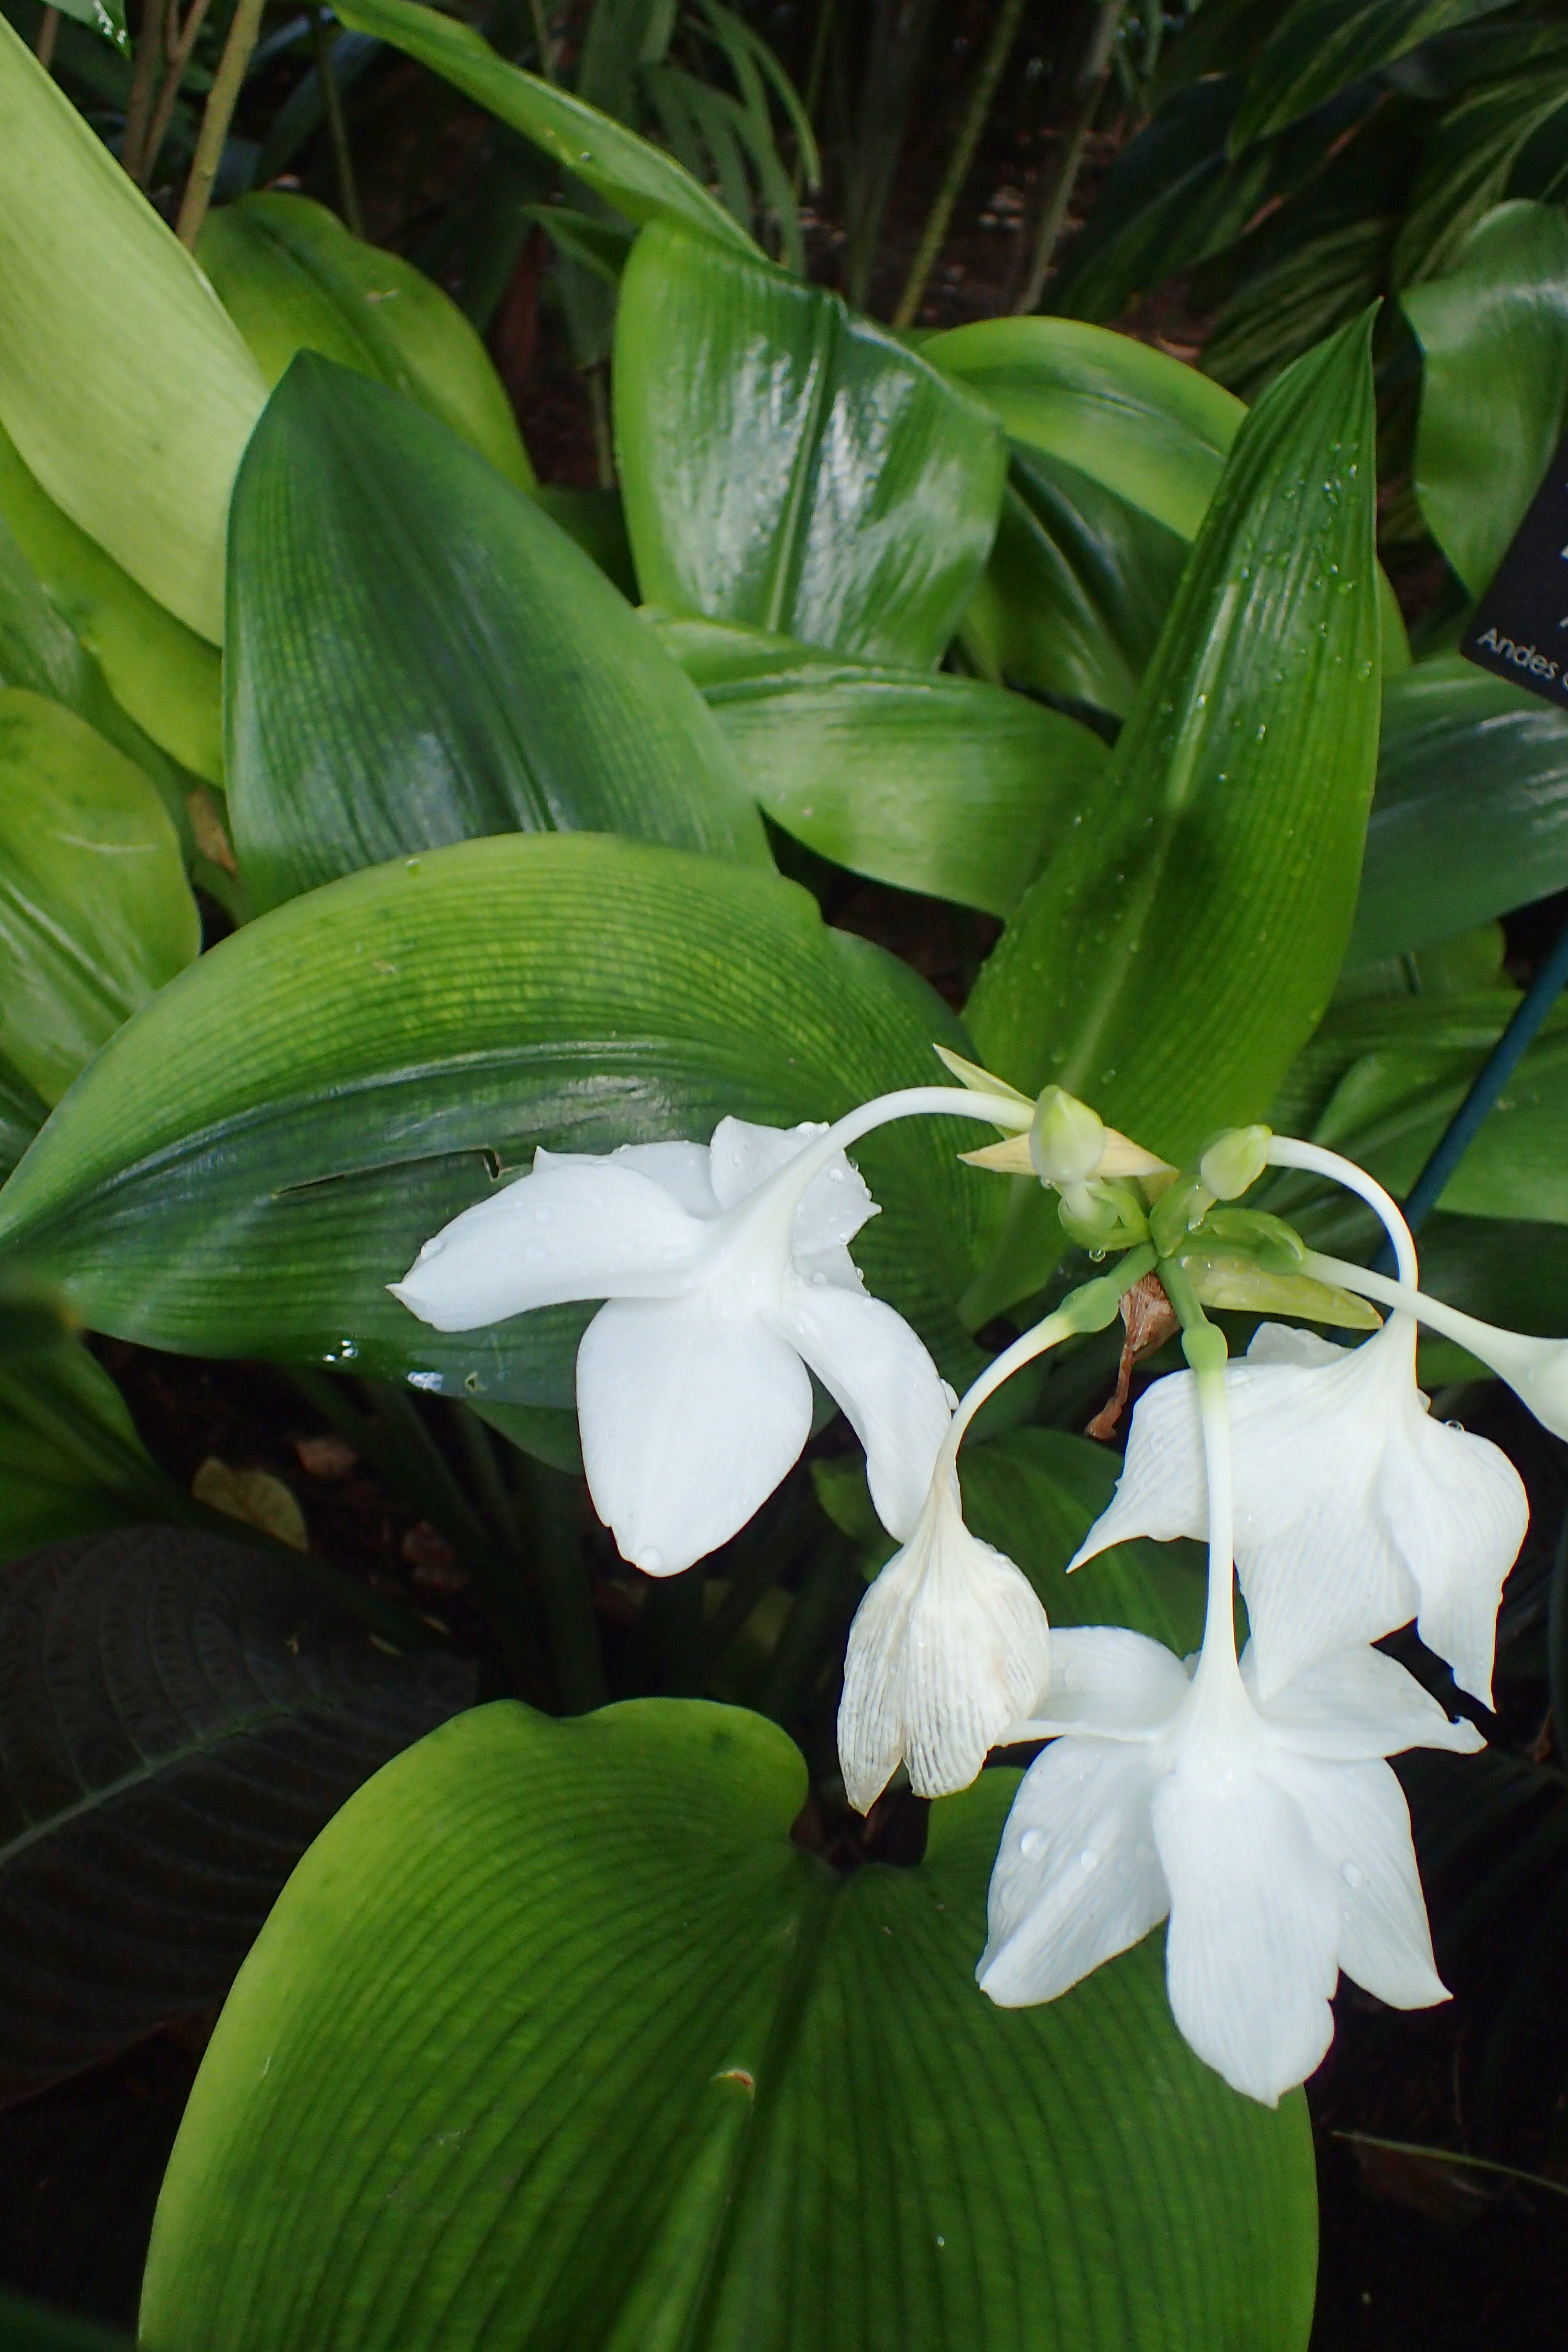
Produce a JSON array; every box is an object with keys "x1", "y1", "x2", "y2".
[
  {"x1": 1029, "y1": 1086, "x2": 1105, "y2": 1189},
  {"x1": 1199, "y1": 1124, "x2": 1271, "y2": 1202}
]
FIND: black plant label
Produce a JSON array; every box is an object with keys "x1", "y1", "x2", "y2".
[{"x1": 1463, "y1": 433, "x2": 1568, "y2": 708}]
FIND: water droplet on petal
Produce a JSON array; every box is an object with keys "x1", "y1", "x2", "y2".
[
  {"x1": 1079, "y1": 1849, "x2": 1099, "y2": 1872},
  {"x1": 1019, "y1": 1829, "x2": 1042, "y2": 1858},
  {"x1": 1341, "y1": 1860, "x2": 1364, "y2": 1890}
]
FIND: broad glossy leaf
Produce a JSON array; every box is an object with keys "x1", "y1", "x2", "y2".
[
  {"x1": 651, "y1": 612, "x2": 1107, "y2": 917},
  {"x1": 1232, "y1": 1, "x2": 1516, "y2": 150},
  {"x1": 198, "y1": 193, "x2": 535, "y2": 495},
  {"x1": 614, "y1": 220, "x2": 1007, "y2": 669},
  {"x1": 0, "y1": 1526, "x2": 473, "y2": 2100},
  {"x1": 0, "y1": 17, "x2": 265, "y2": 640},
  {"x1": 1403, "y1": 201, "x2": 1568, "y2": 596},
  {"x1": 141, "y1": 1702, "x2": 1316, "y2": 2352},
  {"x1": 1392, "y1": 67, "x2": 1568, "y2": 285},
  {"x1": 1351, "y1": 654, "x2": 1568, "y2": 962},
  {"x1": 0, "y1": 835, "x2": 992, "y2": 1405},
  {"x1": 226, "y1": 358, "x2": 767, "y2": 911},
  {"x1": 333, "y1": 0, "x2": 755, "y2": 254},
  {"x1": 925, "y1": 316, "x2": 1244, "y2": 541},
  {"x1": 0, "y1": 421, "x2": 223, "y2": 787},
  {"x1": 0, "y1": 692, "x2": 199, "y2": 1105},
  {"x1": 967, "y1": 315, "x2": 1381, "y2": 1317}
]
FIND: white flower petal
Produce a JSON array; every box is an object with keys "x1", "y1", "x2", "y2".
[
  {"x1": 707, "y1": 1115, "x2": 877, "y2": 1255},
  {"x1": 1154, "y1": 1740, "x2": 1342, "y2": 2104},
  {"x1": 1068, "y1": 1369, "x2": 1207, "y2": 1568},
  {"x1": 603, "y1": 1140, "x2": 721, "y2": 1218},
  {"x1": 1013, "y1": 1625, "x2": 1191, "y2": 1739},
  {"x1": 576, "y1": 1291, "x2": 811, "y2": 1575},
  {"x1": 390, "y1": 1153, "x2": 707, "y2": 1331},
  {"x1": 1246, "y1": 1643, "x2": 1484, "y2": 1761},
  {"x1": 1245, "y1": 1323, "x2": 1349, "y2": 1370},
  {"x1": 1268, "y1": 1752, "x2": 1449, "y2": 2011},
  {"x1": 1378, "y1": 1406, "x2": 1527, "y2": 1707},
  {"x1": 978, "y1": 1737, "x2": 1168, "y2": 2006},
  {"x1": 771, "y1": 1273, "x2": 950, "y2": 1540},
  {"x1": 837, "y1": 1483, "x2": 1048, "y2": 1809}
]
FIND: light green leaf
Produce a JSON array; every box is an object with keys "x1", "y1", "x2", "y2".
[
  {"x1": 0, "y1": 422, "x2": 224, "y2": 785},
  {"x1": 226, "y1": 357, "x2": 766, "y2": 910},
  {"x1": 0, "y1": 690, "x2": 199, "y2": 1105},
  {"x1": 0, "y1": 834, "x2": 992, "y2": 1405},
  {"x1": 651, "y1": 611, "x2": 1107, "y2": 917},
  {"x1": 1403, "y1": 201, "x2": 1568, "y2": 596},
  {"x1": 1350, "y1": 654, "x2": 1568, "y2": 963},
  {"x1": 614, "y1": 219, "x2": 1007, "y2": 668},
  {"x1": 1231, "y1": 1, "x2": 1517, "y2": 152},
  {"x1": 0, "y1": 15, "x2": 265, "y2": 642},
  {"x1": 966, "y1": 314, "x2": 1382, "y2": 1317},
  {"x1": 333, "y1": 0, "x2": 756, "y2": 255},
  {"x1": 198, "y1": 192, "x2": 535, "y2": 495},
  {"x1": 141, "y1": 1701, "x2": 1315, "y2": 2352}
]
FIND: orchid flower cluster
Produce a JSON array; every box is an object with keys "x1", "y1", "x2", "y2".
[{"x1": 393, "y1": 1055, "x2": 1566, "y2": 2107}]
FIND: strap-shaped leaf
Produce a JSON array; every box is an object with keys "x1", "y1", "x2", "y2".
[
  {"x1": 1393, "y1": 64, "x2": 1568, "y2": 286},
  {"x1": 0, "y1": 1345, "x2": 166, "y2": 1565},
  {"x1": 0, "y1": 835, "x2": 992, "y2": 1404},
  {"x1": 1231, "y1": 0, "x2": 1516, "y2": 152},
  {"x1": 0, "y1": 1527, "x2": 472, "y2": 2101},
  {"x1": 1351, "y1": 654, "x2": 1568, "y2": 963},
  {"x1": 652, "y1": 612, "x2": 1107, "y2": 916},
  {"x1": 333, "y1": 0, "x2": 756, "y2": 254},
  {"x1": 141, "y1": 1701, "x2": 1315, "y2": 2352},
  {"x1": 0, "y1": 17, "x2": 265, "y2": 641},
  {"x1": 614, "y1": 220, "x2": 1007, "y2": 668},
  {"x1": 226, "y1": 357, "x2": 767, "y2": 911},
  {"x1": 1403, "y1": 200, "x2": 1568, "y2": 596},
  {"x1": 967, "y1": 314, "x2": 1381, "y2": 1316},
  {"x1": 0, "y1": 1067, "x2": 44, "y2": 1187}
]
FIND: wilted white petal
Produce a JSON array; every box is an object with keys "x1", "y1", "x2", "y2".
[
  {"x1": 773, "y1": 1273, "x2": 951, "y2": 1540},
  {"x1": 577, "y1": 1291, "x2": 811, "y2": 1575},
  {"x1": 1068, "y1": 1371, "x2": 1206, "y2": 1567},
  {"x1": 707, "y1": 1115, "x2": 876, "y2": 1254},
  {"x1": 1012, "y1": 1624, "x2": 1191, "y2": 1740},
  {"x1": 1377, "y1": 1405, "x2": 1527, "y2": 1707},
  {"x1": 1154, "y1": 1736, "x2": 1341, "y2": 2105},
  {"x1": 1245, "y1": 1643, "x2": 1484, "y2": 1761},
  {"x1": 978, "y1": 1738, "x2": 1168, "y2": 2005},
  {"x1": 390, "y1": 1153, "x2": 707, "y2": 1330},
  {"x1": 1269, "y1": 1751, "x2": 1449, "y2": 2011},
  {"x1": 837, "y1": 1479, "x2": 1047, "y2": 1809}
]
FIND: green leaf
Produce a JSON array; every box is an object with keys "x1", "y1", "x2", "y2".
[
  {"x1": 960, "y1": 1427, "x2": 1208, "y2": 1653},
  {"x1": 0, "y1": 834, "x2": 992, "y2": 1405},
  {"x1": 50, "y1": 0, "x2": 128, "y2": 47},
  {"x1": 0, "y1": 419, "x2": 223, "y2": 786},
  {"x1": 0, "y1": 1526, "x2": 472, "y2": 2100},
  {"x1": 0, "y1": 1062, "x2": 45, "y2": 1185},
  {"x1": 650, "y1": 612, "x2": 1108, "y2": 917},
  {"x1": 1403, "y1": 200, "x2": 1568, "y2": 596},
  {"x1": 1351, "y1": 653, "x2": 1568, "y2": 963},
  {"x1": 0, "y1": 2291, "x2": 130, "y2": 2352},
  {"x1": 926, "y1": 316, "x2": 1244, "y2": 542},
  {"x1": 226, "y1": 357, "x2": 768, "y2": 912},
  {"x1": 613, "y1": 219, "x2": 1008, "y2": 668},
  {"x1": 332, "y1": 0, "x2": 757, "y2": 255},
  {"x1": 197, "y1": 193, "x2": 535, "y2": 495},
  {"x1": 0, "y1": 690, "x2": 199, "y2": 1105},
  {"x1": 0, "y1": 1344, "x2": 168, "y2": 1563},
  {"x1": 0, "y1": 15, "x2": 265, "y2": 641},
  {"x1": 1203, "y1": 218, "x2": 1395, "y2": 404},
  {"x1": 141, "y1": 1701, "x2": 1316, "y2": 2352},
  {"x1": 966, "y1": 314, "x2": 1382, "y2": 1317},
  {"x1": 1392, "y1": 66, "x2": 1568, "y2": 286},
  {"x1": 1231, "y1": 1, "x2": 1516, "y2": 151}
]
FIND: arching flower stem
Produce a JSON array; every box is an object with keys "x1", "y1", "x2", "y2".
[{"x1": 1266, "y1": 1135, "x2": 1419, "y2": 1286}]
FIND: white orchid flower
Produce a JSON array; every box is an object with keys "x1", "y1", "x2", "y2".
[
  {"x1": 393, "y1": 1082, "x2": 1030, "y2": 1579},
  {"x1": 1073, "y1": 1139, "x2": 1527, "y2": 1704},
  {"x1": 980, "y1": 1319, "x2": 1483, "y2": 2106}
]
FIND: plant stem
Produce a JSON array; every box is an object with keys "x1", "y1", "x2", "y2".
[
  {"x1": 1014, "y1": 0, "x2": 1126, "y2": 314},
  {"x1": 586, "y1": 361, "x2": 614, "y2": 488},
  {"x1": 34, "y1": 7, "x2": 59, "y2": 67},
  {"x1": 526, "y1": 0, "x2": 555, "y2": 79},
  {"x1": 893, "y1": 0, "x2": 1026, "y2": 329},
  {"x1": 122, "y1": 0, "x2": 169, "y2": 182},
  {"x1": 141, "y1": 0, "x2": 215, "y2": 194},
  {"x1": 175, "y1": 0, "x2": 265, "y2": 250},
  {"x1": 517, "y1": 1454, "x2": 607, "y2": 1713},
  {"x1": 309, "y1": 3, "x2": 363, "y2": 236}
]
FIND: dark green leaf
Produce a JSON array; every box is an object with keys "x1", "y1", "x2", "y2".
[
  {"x1": 1203, "y1": 217, "x2": 1394, "y2": 402},
  {"x1": 0, "y1": 1064, "x2": 44, "y2": 1185},
  {"x1": 614, "y1": 219, "x2": 1007, "y2": 668},
  {"x1": 141, "y1": 1702, "x2": 1316, "y2": 2351},
  {"x1": 520, "y1": 201, "x2": 635, "y2": 285},
  {"x1": 1232, "y1": 0, "x2": 1516, "y2": 151},
  {"x1": 0, "y1": 2291, "x2": 130, "y2": 2352},
  {"x1": 1393, "y1": 67, "x2": 1568, "y2": 285},
  {"x1": 226, "y1": 357, "x2": 767, "y2": 911},
  {"x1": 966, "y1": 315, "x2": 1382, "y2": 1317},
  {"x1": 0, "y1": 1346, "x2": 170, "y2": 1564},
  {"x1": 1403, "y1": 199, "x2": 1568, "y2": 595},
  {"x1": 333, "y1": 0, "x2": 756, "y2": 254},
  {"x1": 651, "y1": 612, "x2": 1108, "y2": 916},
  {"x1": 1351, "y1": 654, "x2": 1568, "y2": 962},
  {"x1": 0, "y1": 835, "x2": 994, "y2": 1405},
  {"x1": 0, "y1": 1526, "x2": 472, "y2": 2101}
]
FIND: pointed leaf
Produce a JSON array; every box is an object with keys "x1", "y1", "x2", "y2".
[
  {"x1": 0, "y1": 1346, "x2": 167, "y2": 1565},
  {"x1": 226, "y1": 358, "x2": 767, "y2": 911},
  {"x1": 614, "y1": 219, "x2": 1007, "y2": 668},
  {"x1": 1393, "y1": 66, "x2": 1568, "y2": 286},
  {"x1": 0, "y1": 16, "x2": 265, "y2": 640},
  {"x1": 1231, "y1": 1, "x2": 1516, "y2": 152},
  {"x1": 0, "y1": 835, "x2": 992, "y2": 1405},
  {"x1": 141, "y1": 1701, "x2": 1316, "y2": 2352}
]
